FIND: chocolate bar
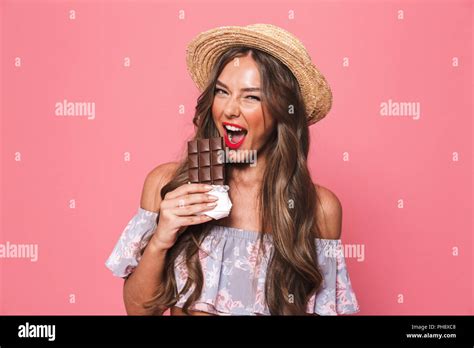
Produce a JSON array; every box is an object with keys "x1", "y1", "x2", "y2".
[{"x1": 188, "y1": 137, "x2": 226, "y2": 185}]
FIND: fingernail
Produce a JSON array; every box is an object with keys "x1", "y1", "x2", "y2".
[
  {"x1": 207, "y1": 202, "x2": 217, "y2": 206},
  {"x1": 204, "y1": 185, "x2": 213, "y2": 190},
  {"x1": 207, "y1": 195, "x2": 219, "y2": 201}
]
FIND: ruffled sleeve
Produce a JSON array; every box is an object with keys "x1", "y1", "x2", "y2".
[
  {"x1": 307, "y1": 239, "x2": 360, "y2": 315},
  {"x1": 105, "y1": 207, "x2": 158, "y2": 278}
]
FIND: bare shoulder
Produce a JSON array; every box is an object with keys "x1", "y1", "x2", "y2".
[
  {"x1": 314, "y1": 183, "x2": 343, "y2": 240},
  {"x1": 140, "y1": 161, "x2": 180, "y2": 212},
  {"x1": 145, "y1": 161, "x2": 180, "y2": 185}
]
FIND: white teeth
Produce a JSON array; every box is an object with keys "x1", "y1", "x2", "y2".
[{"x1": 224, "y1": 124, "x2": 244, "y2": 132}]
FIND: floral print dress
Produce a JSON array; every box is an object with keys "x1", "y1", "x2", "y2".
[{"x1": 105, "y1": 207, "x2": 360, "y2": 315}]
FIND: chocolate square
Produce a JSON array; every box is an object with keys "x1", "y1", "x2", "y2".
[{"x1": 187, "y1": 137, "x2": 226, "y2": 185}]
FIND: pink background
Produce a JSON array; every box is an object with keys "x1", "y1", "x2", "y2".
[{"x1": 1, "y1": 0, "x2": 472, "y2": 315}]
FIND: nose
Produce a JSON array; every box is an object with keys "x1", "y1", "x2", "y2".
[{"x1": 223, "y1": 96, "x2": 241, "y2": 120}]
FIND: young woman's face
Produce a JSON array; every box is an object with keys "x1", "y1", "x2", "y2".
[{"x1": 212, "y1": 54, "x2": 275, "y2": 155}]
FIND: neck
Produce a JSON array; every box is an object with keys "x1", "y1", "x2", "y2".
[{"x1": 227, "y1": 150, "x2": 267, "y2": 188}]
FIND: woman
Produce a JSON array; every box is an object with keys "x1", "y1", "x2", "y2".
[{"x1": 106, "y1": 24, "x2": 360, "y2": 316}]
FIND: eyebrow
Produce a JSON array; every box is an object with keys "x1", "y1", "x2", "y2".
[{"x1": 216, "y1": 80, "x2": 261, "y2": 92}]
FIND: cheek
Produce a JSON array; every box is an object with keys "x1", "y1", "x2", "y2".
[
  {"x1": 211, "y1": 98, "x2": 221, "y2": 118},
  {"x1": 248, "y1": 112, "x2": 273, "y2": 139},
  {"x1": 212, "y1": 97, "x2": 226, "y2": 111},
  {"x1": 211, "y1": 102, "x2": 217, "y2": 117}
]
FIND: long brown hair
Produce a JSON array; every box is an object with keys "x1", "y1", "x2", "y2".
[{"x1": 143, "y1": 47, "x2": 324, "y2": 315}]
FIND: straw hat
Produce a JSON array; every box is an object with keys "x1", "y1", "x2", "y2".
[{"x1": 186, "y1": 23, "x2": 332, "y2": 125}]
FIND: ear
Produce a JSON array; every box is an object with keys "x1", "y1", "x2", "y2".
[{"x1": 314, "y1": 184, "x2": 343, "y2": 240}]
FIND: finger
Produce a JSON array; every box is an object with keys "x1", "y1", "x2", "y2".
[
  {"x1": 170, "y1": 202, "x2": 218, "y2": 217},
  {"x1": 178, "y1": 214, "x2": 214, "y2": 226},
  {"x1": 165, "y1": 183, "x2": 213, "y2": 200},
  {"x1": 161, "y1": 193, "x2": 218, "y2": 210}
]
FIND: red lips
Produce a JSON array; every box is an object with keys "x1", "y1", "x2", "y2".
[{"x1": 222, "y1": 122, "x2": 247, "y2": 149}]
